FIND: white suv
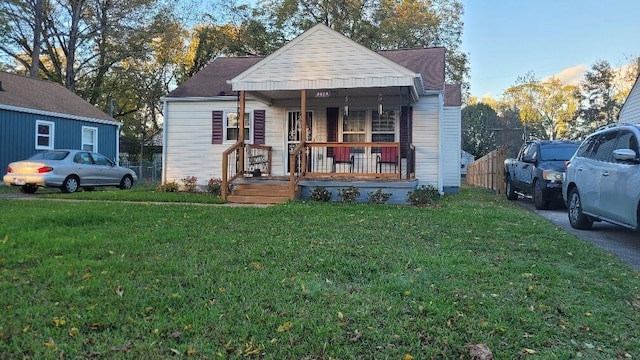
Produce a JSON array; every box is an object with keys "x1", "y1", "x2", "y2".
[{"x1": 563, "y1": 123, "x2": 640, "y2": 230}]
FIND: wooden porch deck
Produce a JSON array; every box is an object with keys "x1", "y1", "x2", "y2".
[
  {"x1": 228, "y1": 176, "x2": 417, "y2": 205},
  {"x1": 223, "y1": 141, "x2": 416, "y2": 204}
]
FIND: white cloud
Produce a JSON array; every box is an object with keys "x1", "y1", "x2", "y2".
[
  {"x1": 544, "y1": 64, "x2": 586, "y2": 86},
  {"x1": 545, "y1": 63, "x2": 637, "y2": 89}
]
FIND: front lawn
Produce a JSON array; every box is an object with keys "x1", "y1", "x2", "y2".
[{"x1": 0, "y1": 187, "x2": 638, "y2": 359}]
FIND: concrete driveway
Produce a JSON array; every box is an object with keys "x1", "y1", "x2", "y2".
[{"x1": 514, "y1": 199, "x2": 640, "y2": 271}]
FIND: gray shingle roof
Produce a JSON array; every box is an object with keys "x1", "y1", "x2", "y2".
[
  {"x1": 164, "y1": 47, "x2": 461, "y2": 106},
  {"x1": 166, "y1": 57, "x2": 263, "y2": 98},
  {"x1": 0, "y1": 71, "x2": 115, "y2": 122}
]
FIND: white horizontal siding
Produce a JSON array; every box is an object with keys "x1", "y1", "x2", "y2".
[
  {"x1": 442, "y1": 106, "x2": 461, "y2": 188},
  {"x1": 233, "y1": 25, "x2": 416, "y2": 91},
  {"x1": 265, "y1": 107, "x2": 285, "y2": 175},
  {"x1": 412, "y1": 96, "x2": 440, "y2": 188},
  {"x1": 164, "y1": 100, "x2": 289, "y2": 184},
  {"x1": 619, "y1": 78, "x2": 640, "y2": 124}
]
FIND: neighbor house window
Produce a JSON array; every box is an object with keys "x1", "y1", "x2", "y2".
[
  {"x1": 82, "y1": 126, "x2": 98, "y2": 152},
  {"x1": 225, "y1": 112, "x2": 251, "y2": 143},
  {"x1": 35, "y1": 120, "x2": 55, "y2": 150}
]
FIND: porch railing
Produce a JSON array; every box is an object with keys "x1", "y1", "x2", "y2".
[
  {"x1": 221, "y1": 142, "x2": 273, "y2": 200},
  {"x1": 304, "y1": 142, "x2": 403, "y2": 179},
  {"x1": 221, "y1": 141, "x2": 413, "y2": 200},
  {"x1": 408, "y1": 144, "x2": 416, "y2": 179},
  {"x1": 289, "y1": 142, "x2": 306, "y2": 197},
  {"x1": 246, "y1": 144, "x2": 272, "y2": 177},
  {"x1": 221, "y1": 141, "x2": 243, "y2": 200}
]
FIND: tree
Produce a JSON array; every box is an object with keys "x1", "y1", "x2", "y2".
[
  {"x1": 572, "y1": 60, "x2": 624, "y2": 139},
  {"x1": 502, "y1": 72, "x2": 579, "y2": 140},
  {"x1": 0, "y1": 0, "x2": 47, "y2": 77},
  {"x1": 461, "y1": 103, "x2": 499, "y2": 158},
  {"x1": 260, "y1": 0, "x2": 469, "y2": 94}
]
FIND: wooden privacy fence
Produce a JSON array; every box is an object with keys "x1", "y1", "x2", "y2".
[{"x1": 466, "y1": 147, "x2": 507, "y2": 194}]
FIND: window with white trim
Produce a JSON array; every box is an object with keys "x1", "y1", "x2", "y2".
[
  {"x1": 372, "y1": 109, "x2": 397, "y2": 147},
  {"x1": 342, "y1": 109, "x2": 366, "y2": 143},
  {"x1": 224, "y1": 112, "x2": 252, "y2": 143},
  {"x1": 35, "y1": 120, "x2": 55, "y2": 150},
  {"x1": 340, "y1": 109, "x2": 398, "y2": 151},
  {"x1": 82, "y1": 126, "x2": 98, "y2": 152}
]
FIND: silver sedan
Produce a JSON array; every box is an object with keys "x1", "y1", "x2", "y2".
[{"x1": 3, "y1": 149, "x2": 137, "y2": 194}]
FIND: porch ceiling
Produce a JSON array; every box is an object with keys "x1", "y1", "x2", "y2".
[{"x1": 246, "y1": 85, "x2": 414, "y2": 104}]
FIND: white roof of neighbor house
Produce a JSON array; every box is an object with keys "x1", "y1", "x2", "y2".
[{"x1": 229, "y1": 24, "x2": 422, "y2": 96}]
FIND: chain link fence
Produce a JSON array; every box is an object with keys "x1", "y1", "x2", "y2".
[{"x1": 121, "y1": 160, "x2": 162, "y2": 184}]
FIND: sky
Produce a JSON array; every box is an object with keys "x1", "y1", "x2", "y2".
[{"x1": 462, "y1": 0, "x2": 640, "y2": 99}]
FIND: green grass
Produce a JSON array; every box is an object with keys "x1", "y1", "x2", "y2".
[
  {"x1": 0, "y1": 182, "x2": 227, "y2": 204},
  {"x1": 0, "y1": 187, "x2": 638, "y2": 359}
]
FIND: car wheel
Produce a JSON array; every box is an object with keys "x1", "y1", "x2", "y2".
[
  {"x1": 19, "y1": 185, "x2": 38, "y2": 194},
  {"x1": 533, "y1": 179, "x2": 549, "y2": 210},
  {"x1": 119, "y1": 175, "x2": 133, "y2": 190},
  {"x1": 568, "y1": 187, "x2": 593, "y2": 230},
  {"x1": 506, "y1": 178, "x2": 517, "y2": 200},
  {"x1": 61, "y1": 175, "x2": 79, "y2": 193}
]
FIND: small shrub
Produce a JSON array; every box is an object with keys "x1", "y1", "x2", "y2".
[
  {"x1": 338, "y1": 186, "x2": 360, "y2": 203},
  {"x1": 368, "y1": 188, "x2": 391, "y2": 204},
  {"x1": 407, "y1": 185, "x2": 440, "y2": 206},
  {"x1": 207, "y1": 178, "x2": 223, "y2": 196},
  {"x1": 181, "y1": 176, "x2": 198, "y2": 193},
  {"x1": 156, "y1": 180, "x2": 179, "y2": 192},
  {"x1": 310, "y1": 186, "x2": 332, "y2": 202}
]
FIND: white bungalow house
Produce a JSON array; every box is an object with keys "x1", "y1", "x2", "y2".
[
  {"x1": 619, "y1": 73, "x2": 640, "y2": 124},
  {"x1": 162, "y1": 23, "x2": 462, "y2": 204}
]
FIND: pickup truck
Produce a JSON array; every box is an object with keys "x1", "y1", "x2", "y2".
[{"x1": 504, "y1": 140, "x2": 580, "y2": 209}]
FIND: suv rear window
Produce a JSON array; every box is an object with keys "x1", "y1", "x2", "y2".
[{"x1": 539, "y1": 144, "x2": 579, "y2": 161}]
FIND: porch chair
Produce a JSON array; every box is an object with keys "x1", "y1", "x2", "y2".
[
  {"x1": 376, "y1": 147, "x2": 398, "y2": 173},
  {"x1": 331, "y1": 146, "x2": 354, "y2": 172}
]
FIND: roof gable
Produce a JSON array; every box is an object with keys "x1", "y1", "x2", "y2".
[
  {"x1": 230, "y1": 23, "x2": 420, "y2": 92},
  {"x1": 0, "y1": 71, "x2": 115, "y2": 122}
]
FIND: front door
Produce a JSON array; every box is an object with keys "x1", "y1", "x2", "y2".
[{"x1": 286, "y1": 110, "x2": 313, "y2": 173}]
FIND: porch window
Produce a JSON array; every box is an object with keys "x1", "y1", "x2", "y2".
[
  {"x1": 82, "y1": 126, "x2": 98, "y2": 152},
  {"x1": 225, "y1": 112, "x2": 251, "y2": 143},
  {"x1": 372, "y1": 110, "x2": 397, "y2": 152},
  {"x1": 340, "y1": 109, "x2": 397, "y2": 151},
  {"x1": 342, "y1": 110, "x2": 366, "y2": 152},
  {"x1": 35, "y1": 120, "x2": 55, "y2": 150}
]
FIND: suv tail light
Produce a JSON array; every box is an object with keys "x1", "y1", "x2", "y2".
[
  {"x1": 37, "y1": 166, "x2": 54, "y2": 173},
  {"x1": 6, "y1": 166, "x2": 13, "y2": 173},
  {"x1": 564, "y1": 160, "x2": 571, "y2": 170}
]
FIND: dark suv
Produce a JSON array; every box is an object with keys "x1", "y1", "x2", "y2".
[{"x1": 562, "y1": 123, "x2": 640, "y2": 230}]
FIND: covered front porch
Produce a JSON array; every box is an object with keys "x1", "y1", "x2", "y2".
[
  {"x1": 221, "y1": 139, "x2": 416, "y2": 203},
  {"x1": 218, "y1": 24, "x2": 426, "y2": 204}
]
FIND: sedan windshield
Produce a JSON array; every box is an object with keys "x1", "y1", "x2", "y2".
[
  {"x1": 539, "y1": 145, "x2": 579, "y2": 161},
  {"x1": 29, "y1": 151, "x2": 70, "y2": 161}
]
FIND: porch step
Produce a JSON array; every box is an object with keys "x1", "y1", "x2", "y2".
[{"x1": 227, "y1": 182, "x2": 298, "y2": 204}]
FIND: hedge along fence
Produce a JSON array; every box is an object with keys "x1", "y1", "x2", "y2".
[{"x1": 466, "y1": 147, "x2": 507, "y2": 194}]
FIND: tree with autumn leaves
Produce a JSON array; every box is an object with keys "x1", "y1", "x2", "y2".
[
  {"x1": 0, "y1": 0, "x2": 469, "y2": 161},
  {"x1": 464, "y1": 60, "x2": 638, "y2": 159}
]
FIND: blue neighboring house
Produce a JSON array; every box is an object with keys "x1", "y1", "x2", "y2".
[{"x1": 0, "y1": 71, "x2": 121, "y2": 175}]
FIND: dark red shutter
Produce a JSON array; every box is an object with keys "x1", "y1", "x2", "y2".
[
  {"x1": 326, "y1": 107, "x2": 339, "y2": 157},
  {"x1": 212, "y1": 110, "x2": 223, "y2": 144},
  {"x1": 400, "y1": 106, "x2": 412, "y2": 158},
  {"x1": 254, "y1": 110, "x2": 265, "y2": 145}
]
